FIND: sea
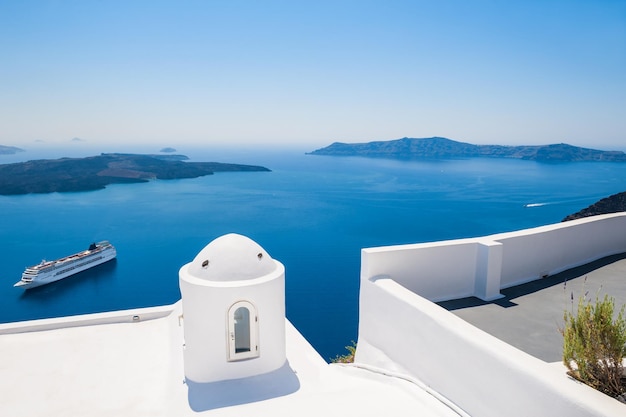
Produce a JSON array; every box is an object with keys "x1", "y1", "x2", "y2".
[{"x1": 1, "y1": 144, "x2": 626, "y2": 361}]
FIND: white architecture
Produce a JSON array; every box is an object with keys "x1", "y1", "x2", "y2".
[
  {"x1": 1, "y1": 214, "x2": 625, "y2": 416},
  {"x1": 179, "y1": 233, "x2": 286, "y2": 383},
  {"x1": 356, "y1": 212, "x2": 626, "y2": 417}
]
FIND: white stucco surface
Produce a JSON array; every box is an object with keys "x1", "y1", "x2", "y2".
[
  {"x1": 356, "y1": 276, "x2": 625, "y2": 417},
  {"x1": 179, "y1": 234, "x2": 286, "y2": 383},
  {"x1": 356, "y1": 214, "x2": 626, "y2": 417},
  {"x1": 361, "y1": 213, "x2": 626, "y2": 302},
  {"x1": 0, "y1": 303, "x2": 461, "y2": 417},
  {"x1": 4, "y1": 218, "x2": 625, "y2": 417},
  {"x1": 187, "y1": 233, "x2": 277, "y2": 281}
]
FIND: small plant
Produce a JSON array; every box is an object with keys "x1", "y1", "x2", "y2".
[
  {"x1": 562, "y1": 292, "x2": 626, "y2": 398},
  {"x1": 330, "y1": 341, "x2": 357, "y2": 363}
]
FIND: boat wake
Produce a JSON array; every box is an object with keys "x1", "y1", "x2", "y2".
[{"x1": 524, "y1": 203, "x2": 549, "y2": 208}]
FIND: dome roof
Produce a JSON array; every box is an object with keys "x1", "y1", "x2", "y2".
[{"x1": 187, "y1": 233, "x2": 277, "y2": 282}]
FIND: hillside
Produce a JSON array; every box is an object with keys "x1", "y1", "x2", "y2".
[
  {"x1": 308, "y1": 137, "x2": 626, "y2": 162},
  {"x1": 562, "y1": 191, "x2": 626, "y2": 221},
  {"x1": 0, "y1": 153, "x2": 270, "y2": 195}
]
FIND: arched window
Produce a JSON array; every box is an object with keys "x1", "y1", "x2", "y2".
[{"x1": 227, "y1": 301, "x2": 259, "y2": 361}]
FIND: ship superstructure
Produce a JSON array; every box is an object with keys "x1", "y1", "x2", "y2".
[{"x1": 14, "y1": 241, "x2": 116, "y2": 289}]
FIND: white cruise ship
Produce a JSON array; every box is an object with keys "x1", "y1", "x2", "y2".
[{"x1": 14, "y1": 241, "x2": 116, "y2": 289}]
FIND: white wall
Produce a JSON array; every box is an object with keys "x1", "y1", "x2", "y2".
[
  {"x1": 356, "y1": 276, "x2": 625, "y2": 417},
  {"x1": 0, "y1": 304, "x2": 176, "y2": 335},
  {"x1": 495, "y1": 214, "x2": 626, "y2": 288},
  {"x1": 361, "y1": 240, "x2": 478, "y2": 301},
  {"x1": 361, "y1": 213, "x2": 626, "y2": 301},
  {"x1": 180, "y1": 262, "x2": 286, "y2": 383},
  {"x1": 356, "y1": 214, "x2": 626, "y2": 417}
]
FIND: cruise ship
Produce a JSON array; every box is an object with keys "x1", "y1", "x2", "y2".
[{"x1": 14, "y1": 241, "x2": 116, "y2": 289}]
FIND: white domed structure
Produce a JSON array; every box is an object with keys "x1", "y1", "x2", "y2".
[{"x1": 179, "y1": 233, "x2": 286, "y2": 383}]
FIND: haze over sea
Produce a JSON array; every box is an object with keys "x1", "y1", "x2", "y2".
[{"x1": 2, "y1": 146, "x2": 626, "y2": 360}]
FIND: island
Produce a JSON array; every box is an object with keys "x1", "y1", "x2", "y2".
[
  {"x1": 0, "y1": 153, "x2": 270, "y2": 195},
  {"x1": 308, "y1": 137, "x2": 626, "y2": 162},
  {"x1": 562, "y1": 191, "x2": 626, "y2": 221},
  {"x1": 0, "y1": 145, "x2": 25, "y2": 155}
]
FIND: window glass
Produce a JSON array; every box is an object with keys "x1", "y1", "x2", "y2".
[
  {"x1": 234, "y1": 307, "x2": 251, "y2": 353},
  {"x1": 228, "y1": 301, "x2": 259, "y2": 361}
]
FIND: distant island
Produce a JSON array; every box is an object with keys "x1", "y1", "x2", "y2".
[
  {"x1": 562, "y1": 191, "x2": 626, "y2": 221},
  {"x1": 0, "y1": 145, "x2": 25, "y2": 155},
  {"x1": 160, "y1": 147, "x2": 177, "y2": 153},
  {"x1": 0, "y1": 153, "x2": 270, "y2": 195},
  {"x1": 308, "y1": 137, "x2": 626, "y2": 162}
]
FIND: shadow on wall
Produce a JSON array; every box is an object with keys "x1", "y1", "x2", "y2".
[
  {"x1": 438, "y1": 252, "x2": 626, "y2": 311},
  {"x1": 186, "y1": 361, "x2": 300, "y2": 412}
]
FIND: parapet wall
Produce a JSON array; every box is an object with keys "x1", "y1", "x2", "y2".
[
  {"x1": 0, "y1": 303, "x2": 177, "y2": 335},
  {"x1": 356, "y1": 213, "x2": 626, "y2": 417},
  {"x1": 360, "y1": 213, "x2": 626, "y2": 302},
  {"x1": 356, "y1": 276, "x2": 625, "y2": 417},
  {"x1": 494, "y1": 213, "x2": 626, "y2": 288}
]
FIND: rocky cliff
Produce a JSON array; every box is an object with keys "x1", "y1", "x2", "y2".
[{"x1": 562, "y1": 192, "x2": 626, "y2": 221}]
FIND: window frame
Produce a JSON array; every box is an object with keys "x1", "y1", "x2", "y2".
[{"x1": 227, "y1": 300, "x2": 259, "y2": 361}]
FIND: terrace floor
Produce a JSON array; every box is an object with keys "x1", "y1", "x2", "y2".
[
  {"x1": 438, "y1": 253, "x2": 626, "y2": 362},
  {"x1": 0, "y1": 302, "x2": 462, "y2": 417}
]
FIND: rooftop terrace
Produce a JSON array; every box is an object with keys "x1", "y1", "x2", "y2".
[
  {"x1": 0, "y1": 303, "x2": 462, "y2": 417},
  {"x1": 2, "y1": 214, "x2": 625, "y2": 417},
  {"x1": 356, "y1": 213, "x2": 626, "y2": 417},
  {"x1": 438, "y1": 253, "x2": 626, "y2": 362}
]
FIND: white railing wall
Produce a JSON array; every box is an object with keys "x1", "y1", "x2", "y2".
[
  {"x1": 360, "y1": 240, "x2": 479, "y2": 301},
  {"x1": 0, "y1": 303, "x2": 177, "y2": 335},
  {"x1": 355, "y1": 276, "x2": 625, "y2": 417},
  {"x1": 360, "y1": 213, "x2": 626, "y2": 302},
  {"x1": 356, "y1": 213, "x2": 626, "y2": 417},
  {"x1": 494, "y1": 214, "x2": 626, "y2": 288}
]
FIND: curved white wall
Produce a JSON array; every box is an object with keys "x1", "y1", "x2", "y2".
[{"x1": 179, "y1": 235, "x2": 286, "y2": 383}]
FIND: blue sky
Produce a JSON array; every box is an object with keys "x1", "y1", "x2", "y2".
[{"x1": 1, "y1": 0, "x2": 624, "y2": 150}]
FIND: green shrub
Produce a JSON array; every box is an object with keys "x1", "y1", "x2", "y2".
[
  {"x1": 562, "y1": 293, "x2": 626, "y2": 397},
  {"x1": 330, "y1": 341, "x2": 357, "y2": 363}
]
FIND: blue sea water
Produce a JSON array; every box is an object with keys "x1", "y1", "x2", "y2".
[{"x1": 1, "y1": 147, "x2": 625, "y2": 360}]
